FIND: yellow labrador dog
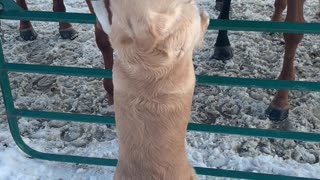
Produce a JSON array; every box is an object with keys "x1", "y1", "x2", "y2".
[{"x1": 91, "y1": 0, "x2": 209, "y2": 179}]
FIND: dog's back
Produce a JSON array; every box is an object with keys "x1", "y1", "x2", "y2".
[{"x1": 96, "y1": 0, "x2": 209, "y2": 179}]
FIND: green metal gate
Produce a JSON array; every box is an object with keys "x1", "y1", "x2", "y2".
[{"x1": 1, "y1": 0, "x2": 320, "y2": 179}]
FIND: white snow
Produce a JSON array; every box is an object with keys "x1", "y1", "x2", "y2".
[{"x1": 1, "y1": 0, "x2": 320, "y2": 179}]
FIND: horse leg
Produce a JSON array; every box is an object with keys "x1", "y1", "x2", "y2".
[
  {"x1": 271, "y1": 0, "x2": 287, "y2": 22},
  {"x1": 211, "y1": 0, "x2": 233, "y2": 61},
  {"x1": 96, "y1": 25, "x2": 114, "y2": 104},
  {"x1": 316, "y1": 0, "x2": 320, "y2": 18},
  {"x1": 16, "y1": 0, "x2": 38, "y2": 41},
  {"x1": 85, "y1": 0, "x2": 114, "y2": 104},
  {"x1": 215, "y1": 0, "x2": 224, "y2": 11},
  {"x1": 266, "y1": 0, "x2": 304, "y2": 121},
  {"x1": 53, "y1": 0, "x2": 78, "y2": 40}
]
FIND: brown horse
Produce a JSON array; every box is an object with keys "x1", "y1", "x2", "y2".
[
  {"x1": 16, "y1": 0, "x2": 114, "y2": 104},
  {"x1": 213, "y1": 0, "x2": 306, "y2": 121}
]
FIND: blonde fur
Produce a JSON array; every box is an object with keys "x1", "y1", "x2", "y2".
[{"x1": 92, "y1": 0, "x2": 209, "y2": 179}]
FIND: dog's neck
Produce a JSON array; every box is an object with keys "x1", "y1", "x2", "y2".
[{"x1": 118, "y1": 44, "x2": 191, "y2": 76}]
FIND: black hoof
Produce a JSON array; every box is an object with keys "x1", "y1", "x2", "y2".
[
  {"x1": 210, "y1": 46, "x2": 233, "y2": 61},
  {"x1": 20, "y1": 28, "x2": 38, "y2": 41},
  {"x1": 265, "y1": 105, "x2": 289, "y2": 122},
  {"x1": 59, "y1": 28, "x2": 79, "y2": 40}
]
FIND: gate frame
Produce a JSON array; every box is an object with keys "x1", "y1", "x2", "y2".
[{"x1": 1, "y1": 0, "x2": 320, "y2": 179}]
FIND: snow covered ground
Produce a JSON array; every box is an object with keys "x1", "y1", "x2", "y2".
[{"x1": 1, "y1": 0, "x2": 320, "y2": 179}]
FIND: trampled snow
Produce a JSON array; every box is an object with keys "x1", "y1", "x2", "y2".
[{"x1": 1, "y1": 0, "x2": 320, "y2": 179}]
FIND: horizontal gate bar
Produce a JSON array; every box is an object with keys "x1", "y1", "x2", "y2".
[
  {"x1": 194, "y1": 167, "x2": 318, "y2": 180},
  {"x1": 208, "y1": 19, "x2": 320, "y2": 34},
  {"x1": 14, "y1": 109, "x2": 320, "y2": 142},
  {"x1": 4, "y1": 63, "x2": 112, "y2": 78},
  {"x1": 15, "y1": 109, "x2": 115, "y2": 124},
  {"x1": 4, "y1": 63, "x2": 320, "y2": 91},
  {"x1": 0, "y1": 8, "x2": 320, "y2": 34},
  {"x1": 8, "y1": 116, "x2": 317, "y2": 180},
  {"x1": 0, "y1": 10, "x2": 96, "y2": 24}
]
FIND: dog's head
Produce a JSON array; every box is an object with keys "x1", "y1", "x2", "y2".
[{"x1": 92, "y1": 0, "x2": 208, "y2": 63}]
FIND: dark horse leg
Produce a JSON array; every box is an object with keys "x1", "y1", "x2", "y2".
[
  {"x1": 266, "y1": 0, "x2": 305, "y2": 121},
  {"x1": 215, "y1": 0, "x2": 224, "y2": 11},
  {"x1": 211, "y1": 0, "x2": 233, "y2": 60},
  {"x1": 85, "y1": 0, "x2": 114, "y2": 104},
  {"x1": 16, "y1": 0, "x2": 78, "y2": 41},
  {"x1": 211, "y1": 0, "x2": 288, "y2": 60},
  {"x1": 317, "y1": 0, "x2": 320, "y2": 18}
]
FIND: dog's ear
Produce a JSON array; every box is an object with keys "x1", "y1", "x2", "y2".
[{"x1": 91, "y1": 0, "x2": 112, "y2": 34}]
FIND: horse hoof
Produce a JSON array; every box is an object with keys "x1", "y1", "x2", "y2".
[
  {"x1": 265, "y1": 105, "x2": 289, "y2": 122},
  {"x1": 215, "y1": 0, "x2": 223, "y2": 11},
  {"x1": 108, "y1": 95, "x2": 114, "y2": 105},
  {"x1": 59, "y1": 28, "x2": 79, "y2": 40},
  {"x1": 103, "y1": 78, "x2": 114, "y2": 105},
  {"x1": 20, "y1": 28, "x2": 38, "y2": 41},
  {"x1": 210, "y1": 46, "x2": 233, "y2": 61}
]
